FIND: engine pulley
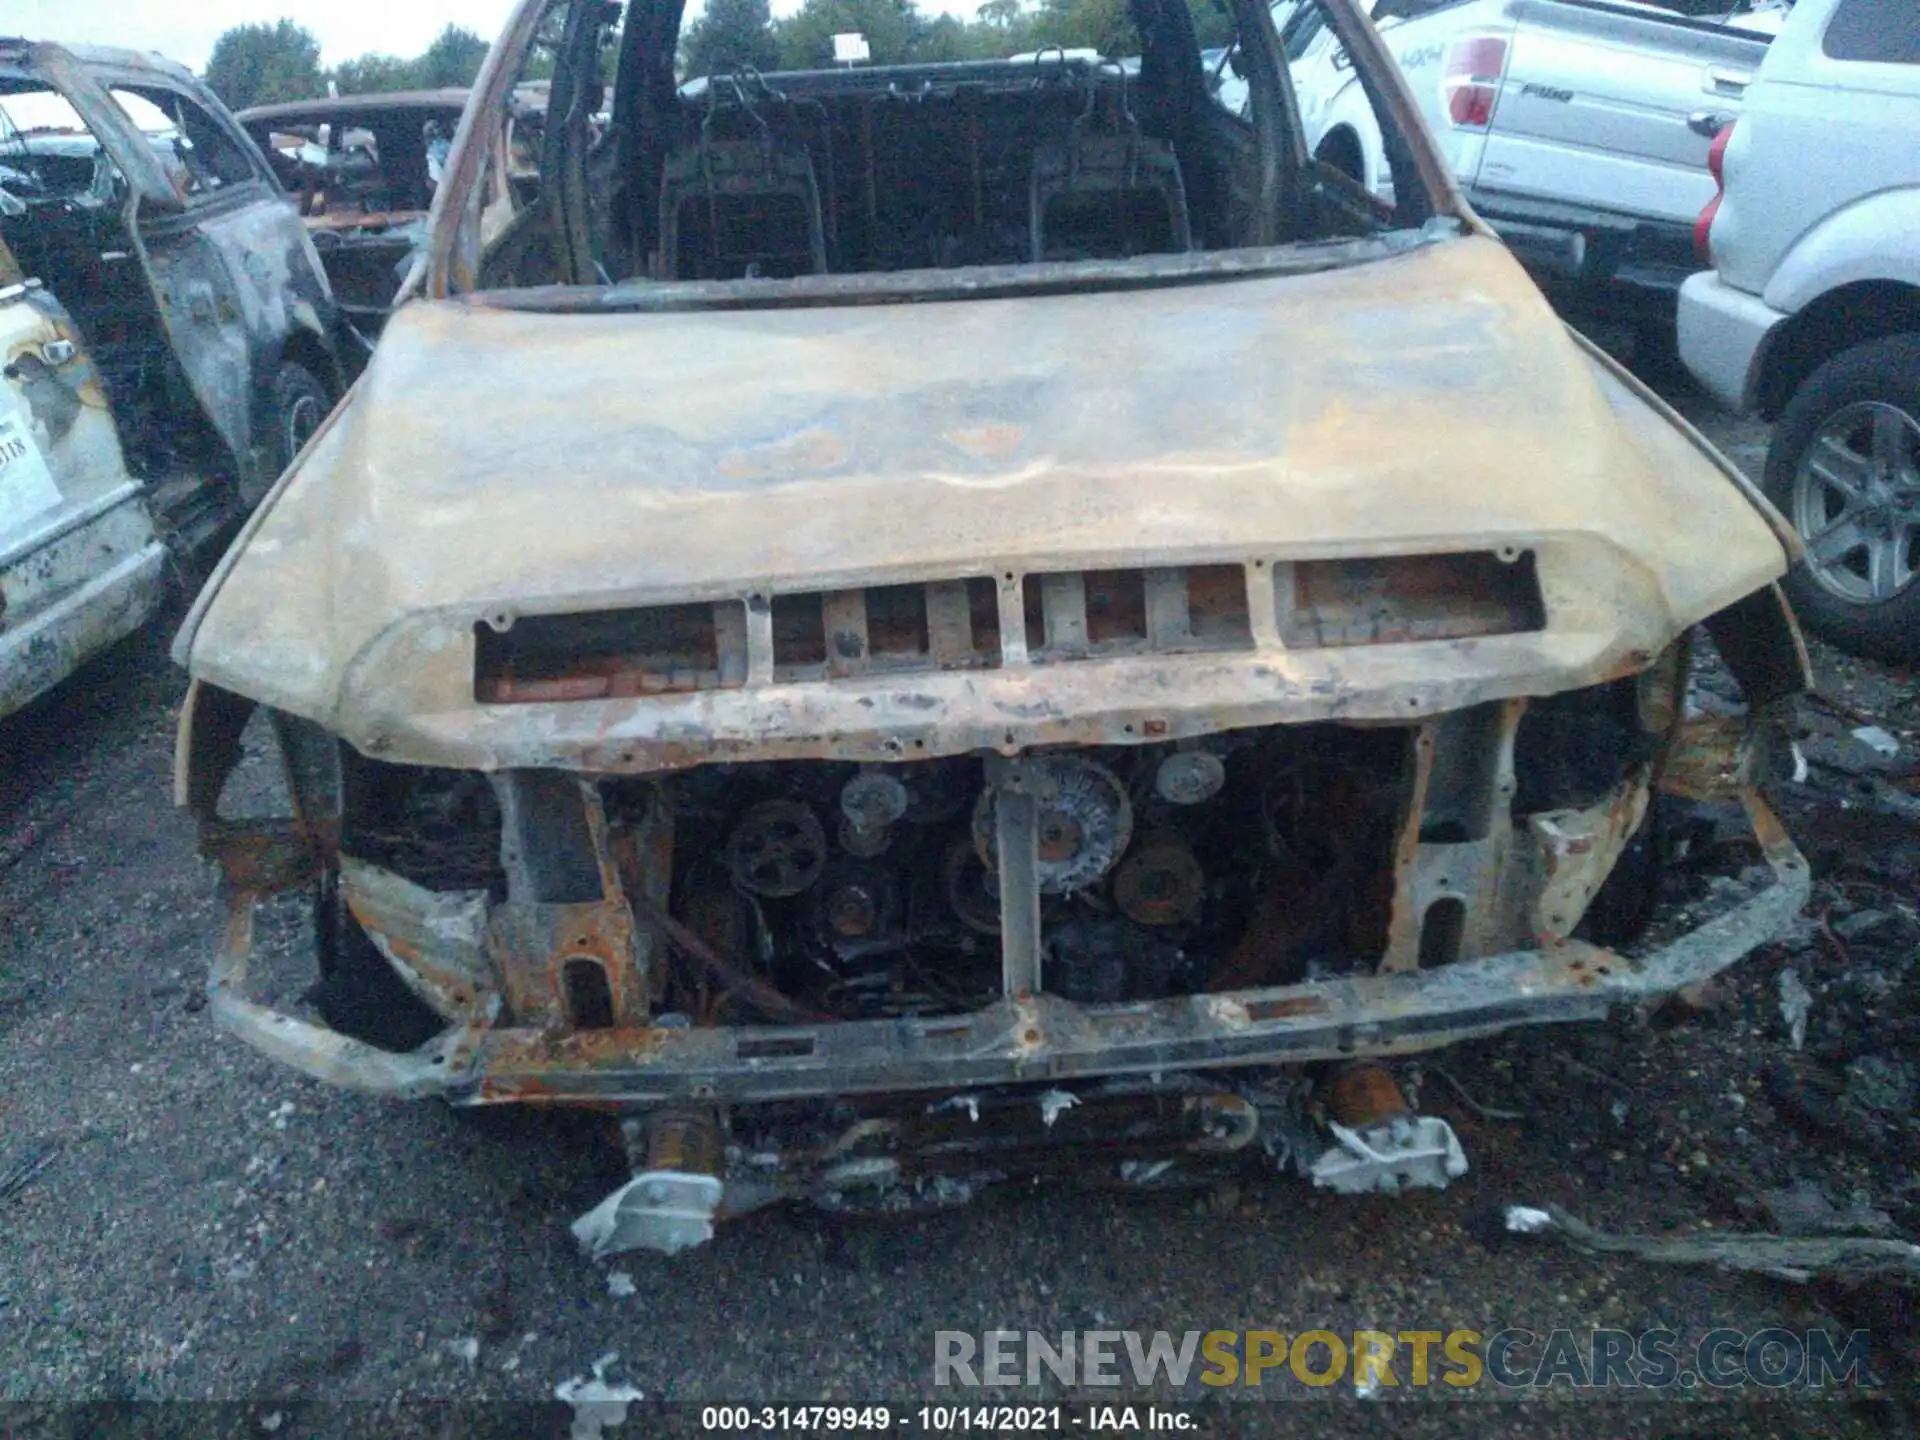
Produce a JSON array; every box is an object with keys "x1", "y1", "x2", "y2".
[
  {"x1": 973, "y1": 754, "x2": 1133, "y2": 895},
  {"x1": 809, "y1": 858, "x2": 897, "y2": 941},
  {"x1": 1112, "y1": 831, "x2": 1206, "y2": 927},
  {"x1": 1154, "y1": 750, "x2": 1226, "y2": 806},
  {"x1": 726, "y1": 799, "x2": 828, "y2": 897}
]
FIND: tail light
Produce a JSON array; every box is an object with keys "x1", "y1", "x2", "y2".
[
  {"x1": 1444, "y1": 36, "x2": 1509, "y2": 128},
  {"x1": 1693, "y1": 121, "x2": 1735, "y2": 264}
]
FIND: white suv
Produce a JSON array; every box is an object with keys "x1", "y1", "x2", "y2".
[{"x1": 1679, "y1": 0, "x2": 1920, "y2": 663}]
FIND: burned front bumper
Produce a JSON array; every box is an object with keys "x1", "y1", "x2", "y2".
[{"x1": 202, "y1": 775, "x2": 1806, "y2": 1106}]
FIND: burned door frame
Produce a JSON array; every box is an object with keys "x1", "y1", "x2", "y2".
[{"x1": 8, "y1": 45, "x2": 342, "y2": 496}]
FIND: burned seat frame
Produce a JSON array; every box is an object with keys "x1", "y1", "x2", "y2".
[
  {"x1": 1030, "y1": 60, "x2": 1192, "y2": 264},
  {"x1": 658, "y1": 72, "x2": 828, "y2": 281}
]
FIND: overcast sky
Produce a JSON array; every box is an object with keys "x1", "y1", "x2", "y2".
[{"x1": 5, "y1": 0, "x2": 989, "y2": 75}]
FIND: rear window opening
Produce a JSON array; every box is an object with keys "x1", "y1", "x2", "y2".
[{"x1": 456, "y1": 0, "x2": 1443, "y2": 305}]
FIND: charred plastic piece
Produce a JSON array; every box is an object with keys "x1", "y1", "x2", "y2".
[{"x1": 1309, "y1": 1064, "x2": 1468, "y2": 1195}]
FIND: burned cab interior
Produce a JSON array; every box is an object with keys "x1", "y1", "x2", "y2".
[
  {"x1": 472, "y1": 0, "x2": 1435, "y2": 293},
  {"x1": 241, "y1": 93, "x2": 522, "y2": 337}
]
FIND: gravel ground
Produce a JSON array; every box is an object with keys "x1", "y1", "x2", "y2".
[{"x1": 0, "y1": 356, "x2": 1913, "y2": 1440}]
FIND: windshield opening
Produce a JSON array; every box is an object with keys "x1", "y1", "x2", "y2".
[{"x1": 453, "y1": 0, "x2": 1442, "y2": 300}]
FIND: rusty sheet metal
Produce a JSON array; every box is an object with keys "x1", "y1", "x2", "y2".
[
  {"x1": 207, "y1": 888, "x2": 468, "y2": 1098},
  {"x1": 202, "y1": 779, "x2": 1809, "y2": 1104},
  {"x1": 1657, "y1": 713, "x2": 1759, "y2": 802},
  {"x1": 339, "y1": 857, "x2": 495, "y2": 1022},
  {"x1": 1379, "y1": 723, "x2": 1439, "y2": 974},
  {"x1": 179, "y1": 235, "x2": 1790, "y2": 774},
  {"x1": 1528, "y1": 771, "x2": 1652, "y2": 945},
  {"x1": 199, "y1": 818, "x2": 330, "y2": 893}
]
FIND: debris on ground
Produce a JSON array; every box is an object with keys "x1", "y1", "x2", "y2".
[
  {"x1": 1502, "y1": 1202, "x2": 1920, "y2": 1286},
  {"x1": 1780, "y1": 967, "x2": 1814, "y2": 1050},
  {"x1": 1850, "y1": 725, "x2": 1901, "y2": 759},
  {"x1": 556, "y1": 1352, "x2": 646, "y2": 1440},
  {"x1": 0, "y1": 1142, "x2": 57, "y2": 1203}
]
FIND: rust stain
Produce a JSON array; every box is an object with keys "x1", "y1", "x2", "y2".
[
  {"x1": 716, "y1": 426, "x2": 849, "y2": 480},
  {"x1": 1243, "y1": 995, "x2": 1328, "y2": 1021},
  {"x1": 941, "y1": 423, "x2": 1025, "y2": 461}
]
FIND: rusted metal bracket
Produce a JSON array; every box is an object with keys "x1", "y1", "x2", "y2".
[{"x1": 986, "y1": 756, "x2": 1046, "y2": 997}]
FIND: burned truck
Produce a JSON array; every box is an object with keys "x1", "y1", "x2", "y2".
[
  {"x1": 1, "y1": 40, "x2": 340, "y2": 718},
  {"x1": 172, "y1": 0, "x2": 1812, "y2": 1255},
  {"x1": 238, "y1": 86, "x2": 547, "y2": 344}
]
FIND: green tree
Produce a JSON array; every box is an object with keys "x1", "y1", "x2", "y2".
[
  {"x1": 916, "y1": 14, "x2": 1002, "y2": 62},
  {"x1": 204, "y1": 19, "x2": 325, "y2": 110},
  {"x1": 413, "y1": 24, "x2": 492, "y2": 89},
  {"x1": 1026, "y1": 0, "x2": 1136, "y2": 58},
  {"x1": 683, "y1": 0, "x2": 781, "y2": 75},
  {"x1": 331, "y1": 53, "x2": 419, "y2": 95},
  {"x1": 773, "y1": 0, "x2": 928, "y2": 69},
  {"x1": 1186, "y1": 0, "x2": 1236, "y2": 51}
]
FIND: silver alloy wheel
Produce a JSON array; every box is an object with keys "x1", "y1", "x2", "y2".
[
  {"x1": 1791, "y1": 400, "x2": 1920, "y2": 606},
  {"x1": 284, "y1": 390, "x2": 324, "y2": 460}
]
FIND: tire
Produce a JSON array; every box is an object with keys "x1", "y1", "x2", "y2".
[
  {"x1": 306, "y1": 872, "x2": 445, "y2": 1054},
  {"x1": 1314, "y1": 131, "x2": 1365, "y2": 187},
  {"x1": 1577, "y1": 795, "x2": 1673, "y2": 947},
  {"x1": 244, "y1": 360, "x2": 330, "y2": 509},
  {"x1": 1762, "y1": 334, "x2": 1920, "y2": 665},
  {"x1": 1631, "y1": 318, "x2": 1683, "y2": 383}
]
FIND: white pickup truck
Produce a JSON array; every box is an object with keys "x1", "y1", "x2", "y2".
[{"x1": 1214, "y1": 0, "x2": 1785, "y2": 333}]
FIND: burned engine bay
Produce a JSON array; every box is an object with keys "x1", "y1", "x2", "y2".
[
  {"x1": 615, "y1": 726, "x2": 1411, "y2": 1022},
  {"x1": 178, "y1": 627, "x2": 1809, "y2": 1253},
  {"x1": 173, "y1": 0, "x2": 1813, "y2": 1257}
]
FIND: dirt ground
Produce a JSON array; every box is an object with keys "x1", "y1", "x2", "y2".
[{"x1": 0, "y1": 354, "x2": 1915, "y2": 1440}]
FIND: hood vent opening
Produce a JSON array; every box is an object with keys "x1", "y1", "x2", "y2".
[
  {"x1": 473, "y1": 552, "x2": 1545, "y2": 704},
  {"x1": 1277, "y1": 550, "x2": 1545, "y2": 649},
  {"x1": 1023, "y1": 565, "x2": 1256, "y2": 663},
  {"x1": 774, "y1": 580, "x2": 1005, "y2": 681},
  {"x1": 474, "y1": 600, "x2": 748, "y2": 703}
]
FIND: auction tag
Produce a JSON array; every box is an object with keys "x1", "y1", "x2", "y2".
[{"x1": 0, "y1": 401, "x2": 62, "y2": 531}]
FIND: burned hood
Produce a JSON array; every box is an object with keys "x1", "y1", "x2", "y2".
[{"x1": 181, "y1": 234, "x2": 1791, "y2": 762}]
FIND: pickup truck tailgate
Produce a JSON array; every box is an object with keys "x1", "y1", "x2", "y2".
[{"x1": 1478, "y1": 0, "x2": 1769, "y2": 223}]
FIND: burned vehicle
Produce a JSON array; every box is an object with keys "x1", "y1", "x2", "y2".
[
  {"x1": 0, "y1": 230, "x2": 168, "y2": 718},
  {"x1": 238, "y1": 88, "x2": 545, "y2": 344},
  {"x1": 174, "y1": 0, "x2": 1813, "y2": 1255},
  {"x1": 0, "y1": 40, "x2": 341, "y2": 715}
]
